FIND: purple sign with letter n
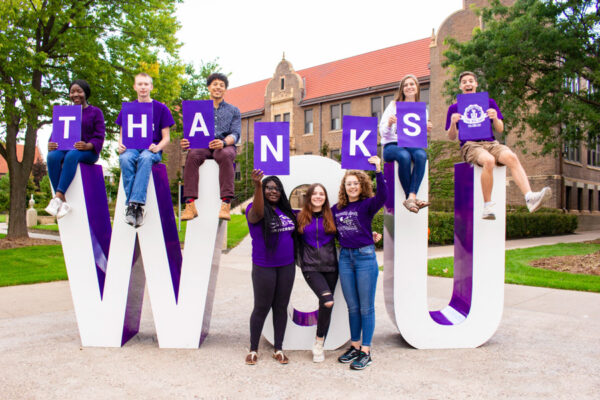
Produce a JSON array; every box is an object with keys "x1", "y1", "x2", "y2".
[
  {"x1": 122, "y1": 102, "x2": 153, "y2": 149},
  {"x1": 52, "y1": 105, "x2": 82, "y2": 150},
  {"x1": 457, "y1": 92, "x2": 492, "y2": 142},
  {"x1": 254, "y1": 122, "x2": 290, "y2": 175},
  {"x1": 183, "y1": 100, "x2": 214, "y2": 149},
  {"x1": 342, "y1": 115, "x2": 377, "y2": 170},
  {"x1": 396, "y1": 102, "x2": 428, "y2": 149}
]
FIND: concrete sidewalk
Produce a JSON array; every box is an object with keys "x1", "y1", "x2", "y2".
[{"x1": 1, "y1": 230, "x2": 599, "y2": 398}]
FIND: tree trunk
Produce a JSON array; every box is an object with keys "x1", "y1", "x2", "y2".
[{"x1": 7, "y1": 171, "x2": 28, "y2": 238}]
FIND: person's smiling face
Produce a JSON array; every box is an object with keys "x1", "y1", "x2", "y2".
[
  {"x1": 402, "y1": 77, "x2": 418, "y2": 100},
  {"x1": 69, "y1": 84, "x2": 86, "y2": 105},
  {"x1": 208, "y1": 79, "x2": 226, "y2": 101},
  {"x1": 344, "y1": 175, "x2": 361, "y2": 201},
  {"x1": 459, "y1": 74, "x2": 478, "y2": 94},
  {"x1": 264, "y1": 181, "x2": 281, "y2": 204},
  {"x1": 310, "y1": 185, "x2": 326, "y2": 210}
]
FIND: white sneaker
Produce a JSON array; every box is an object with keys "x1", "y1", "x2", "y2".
[
  {"x1": 44, "y1": 197, "x2": 63, "y2": 217},
  {"x1": 56, "y1": 201, "x2": 72, "y2": 219},
  {"x1": 312, "y1": 339, "x2": 325, "y2": 363},
  {"x1": 482, "y1": 201, "x2": 496, "y2": 220},
  {"x1": 526, "y1": 187, "x2": 552, "y2": 213}
]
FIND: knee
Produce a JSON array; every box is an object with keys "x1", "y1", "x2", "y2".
[
  {"x1": 480, "y1": 155, "x2": 495, "y2": 169},
  {"x1": 46, "y1": 151, "x2": 62, "y2": 165},
  {"x1": 502, "y1": 151, "x2": 519, "y2": 166},
  {"x1": 360, "y1": 305, "x2": 375, "y2": 316},
  {"x1": 414, "y1": 150, "x2": 427, "y2": 164},
  {"x1": 137, "y1": 151, "x2": 156, "y2": 166},
  {"x1": 396, "y1": 150, "x2": 411, "y2": 165},
  {"x1": 119, "y1": 151, "x2": 136, "y2": 165}
]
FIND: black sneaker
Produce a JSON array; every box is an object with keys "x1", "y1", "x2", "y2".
[
  {"x1": 134, "y1": 204, "x2": 146, "y2": 228},
  {"x1": 125, "y1": 203, "x2": 136, "y2": 226},
  {"x1": 350, "y1": 351, "x2": 372, "y2": 370},
  {"x1": 338, "y1": 346, "x2": 361, "y2": 363}
]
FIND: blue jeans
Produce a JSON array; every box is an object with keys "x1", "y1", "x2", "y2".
[
  {"x1": 383, "y1": 144, "x2": 427, "y2": 198},
  {"x1": 47, "y1": 150, "x2": 99, "y2": 194},
  {"x1": 338, "y1": 244, "x2": 379, "y2": 347},
  {"x1": 119, "y1": 149, "x2": 162, "y2": 205}
]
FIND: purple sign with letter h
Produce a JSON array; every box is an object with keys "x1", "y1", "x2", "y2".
[
  {"x1": 122, "y1": 102, "x2": 153, "y2": 149},
  {"x1": 396, "y1": 102, "x2": 428, "y2": 148},
  {"x1": 458, "y1": 92, "x2": 492, "y2": 141},
  {"x1": 52, "y1": 105, "x2": 82, "y2": 150},
  {"x1": 342, "y1": 115, "x2": 377, "y2": 170},
  {"x1": 183, "y1": 100, "x2": 214, "y2": 149},
  {"x1": 254, "y1": 122, "x2": 290, "y2": 175}
]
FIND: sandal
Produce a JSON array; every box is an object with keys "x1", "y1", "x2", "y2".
[
  {"x1": 403, "y1": 198, "x2": 419, "y2": 214},
  {"x1": 245, "y1": 351, "x2": 258, "y2": 365},
  {"x1": 415, "y1": 199, "x2": 431, "y2": 209},
  {"x1": 272, "y1": 350, "x2": 289, "y2": 364}
]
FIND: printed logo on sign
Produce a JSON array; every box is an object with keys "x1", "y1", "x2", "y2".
[{"x1": 462, "y1": 104, "x2": 487, "y2": 127}]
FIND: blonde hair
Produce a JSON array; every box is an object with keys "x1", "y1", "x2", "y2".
[
  {"x1": 337, "y1": 170, "x2": 374, "y2": 209},
  {"x1": 394, "y1": 74, "x2": 421, "y2": 102}
]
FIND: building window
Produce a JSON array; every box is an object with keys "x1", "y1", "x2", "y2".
[
  {"x1": 304, "y1": 109, "x2": 313, "y2": 134},
  {"x1": 331, "y1": 105, "x2": 340, "y2": 130},
  {"x1": 371, "y1": 97, "x2": 382, "y2": 120},
  {"x1": 383, "y1": 95, "x2": 394, "y2": 109},
  {"x1": 304, "y1": 152, "x2": 313, "y2": 155},
  {"x1": 589, "y1": 189, "x2": 594, "y2": 212},
  {"x1": 283, "y1": 113, "x2": 290, "y2": 122},
  {"x1": 254, "y1": 118, "x2": 261, "y2": 123},
  {"x1": 274, "y1": 114, "x2": 281, "y2": 122},
  {"x1": 235, "y1": 162, "x2": 241, "y2": 181},
  {"x1": 588, "y1": 141, "x2": 600, "y2": 167},
  {"x1": 566, "y1": 185, "x2": 572, "y2": 209},
  {"x1": 564, "y1": 141, "x2": 580, "y2": 162},
  {"x1": 280, "y1": 78, "x2": 285, "y2": 90},
  {"x1": 342, "y1": 102, "x2": 351, "y2": 120},
  {"x1": 330, "y1": 149, "x2": 341, "y2": 160},
  {"x1": 578, "y1": 187, "x2": 583, "y2": 210}
]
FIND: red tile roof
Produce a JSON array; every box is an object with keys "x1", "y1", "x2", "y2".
[
  {"x1": 0, "y1": 144, "x2": 43, "y2": 174},
  {"x1": 225, "y1": 38, "x2": 431, "y2": 114}
]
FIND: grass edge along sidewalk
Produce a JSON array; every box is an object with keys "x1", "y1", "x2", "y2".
[{"x1": 1, "y1": 241, "x2": 599, "y2": 291}]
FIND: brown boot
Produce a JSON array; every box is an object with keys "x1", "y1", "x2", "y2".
[
  {"x1": 181, "y1": 201, "x2": 198, "y2": 221},
  {"x1": 219, "y1": 202, "x2": 231, "y2": 221}
]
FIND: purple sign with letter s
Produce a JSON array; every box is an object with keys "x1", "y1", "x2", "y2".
[
  {"x1": 52, "y1": 105, "x2": 82, "y2": 150},
  {"x1": 122, "y1": 102, "x2": 153, "y2": 149},
  {"x1": 396, "y1": 102, "x2": 428, "y2": 148},
  {"x1": 183, "y1": 100, "x2": 214, "y2": 149},
  {"x1": 342, "y1": 115, "x2": 377, "y2": 170},
  {"x1": 457, "y1": 92, "x2": 492, "y2": 141},
  {"x1": 254, "y1": 122, "x2": 290, "y2": 175}
]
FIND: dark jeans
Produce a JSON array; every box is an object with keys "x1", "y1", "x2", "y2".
[
  {"x1": 183, "y1": 147, "x2": 236, "y2": 200},
  {"x1": 383, "y1": 143, "x2": 427, "y2": 198},
  {"x1": 47, "y1": 149, "x2": 99, "y2": 194},
  {"x1": 250, "y1": 263, "x2": 295, "y2": 351},
  {"x1": 303, "y1": 270, "x2": 338, "y2": 338}
]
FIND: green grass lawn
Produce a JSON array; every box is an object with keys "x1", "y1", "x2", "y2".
[
  {"x1": 32, "y1": 224, "x2": 59, "y2": 231},
  {"x1": 0, "y1": 214, "x2": 6, "y2": 223},
  {"x1": 0, "y1": 244, "x2": 66, "y2": 287},
  {"x1": 428, "y1": 242, "x2": 600, "y2": 292}
]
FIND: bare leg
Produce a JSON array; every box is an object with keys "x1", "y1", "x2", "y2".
[
  {"x1": 497, "y1": 150, "x2": 531, "y2": 195},
  {"x1": 476, "y1": 151, "x2": 496, "y2": 203}
]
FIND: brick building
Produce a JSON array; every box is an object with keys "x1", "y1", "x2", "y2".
[{"x1": 166, "y1": 0, "x2": 600, "y2": 215}]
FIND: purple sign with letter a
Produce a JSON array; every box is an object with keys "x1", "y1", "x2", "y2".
[
  {"x1": 254, "y1": 122, "x2": 290, "y2": 175},
  {"x1": 52, "y1": 105, "x2": 82, "y2": 150},
  {"x1": 396, "y1": 102, "x2": 428, "y2": 149},
  {"x1": 342, "y1": 115, "x2": 377, "y2": 170},
  {"x1": 122, "y1": 102, "x2": 153, "y2": 149},
  {"x1": 183, "y1": 100, "x2": 214, "y2": 149},
  {"x1": 458, "y1": 92, "x2": 492, "y2": 141}
]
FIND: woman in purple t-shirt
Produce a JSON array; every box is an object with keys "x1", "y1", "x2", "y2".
[
  {"x1": 45, "y1": 80, "x2": 105, "y2": 218},
  {"x1": 332, "y1": 156, "x2": 386, "y2": 371},
  {"x1": 245, "y1": 169, "x2": 297, "y2": 365},
  {"x1": 296, "y1": 183, "x2": 338, "y2": 363}
]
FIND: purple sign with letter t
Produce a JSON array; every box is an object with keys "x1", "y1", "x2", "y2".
[
  {"x1": 396, "y1": 102, "x2": 428, "y2": 148},
  {"x1": 458, "y1": 92, "x2": 492, "y2": 141},
  {"x1": 122, "y1": 102, "x2": 153, "y2": 149},
  {"x1": 342, "y1": 115, "x2": 377, "y2": 170},
  {"x1": 183, "y1": 100, "x2": 214, "y2": 149},
  {"x1": 52, "y1": 105, "x2": 82, "y2": 150},
  {"x1": 254, "y1": 122, "x2": 290, "y2": 175}
]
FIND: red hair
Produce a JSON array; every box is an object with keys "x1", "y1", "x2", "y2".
[{"x1": 296, "y1": 183, "x2": 336, "y2": 234}]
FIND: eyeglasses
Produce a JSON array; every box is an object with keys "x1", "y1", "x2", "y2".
[{"x1": 265, "y1": 185, "x2": 280, "y2": 192}]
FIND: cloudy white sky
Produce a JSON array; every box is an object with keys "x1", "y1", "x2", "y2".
[{"x1": 175, "y1": 0, "x2": 464, "y2": 88}]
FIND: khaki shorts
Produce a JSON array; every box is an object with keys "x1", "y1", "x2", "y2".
[{"x1": 461, "y1": 140, "x2": 511, "y2": 166}]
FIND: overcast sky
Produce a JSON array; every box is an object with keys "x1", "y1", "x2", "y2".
[{"x1": 175, "y1": 0, "x2": 464, "y2": 88}]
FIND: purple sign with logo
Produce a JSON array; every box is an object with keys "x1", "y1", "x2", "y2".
[
  {"x1": 254, "y1": 122, "x2": 290, "y2": 175},
  {"x1": 183, "y1": 100, "x2": 214, "y2": 149},
  {"x1": 342, "y1": 116, "x2": 377, "y2": 170},
  {"x1": 122, "y1": 102, "x2": 153, "y2": 149},
  {"x1": 458, "y1": 92, "x2": 492, "y2": 141},
  {"x1": 52, "y1": 105, "x2": 82, "y2": 150},
  {"x1": 396, "y1": 102, "x2": 428, "y2": 149}
]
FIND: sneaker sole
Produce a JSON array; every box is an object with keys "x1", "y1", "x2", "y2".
[
  {"x1": 482, "y1": 214, "x2": 496, "y2": 220},
  {"x1": 338, "y1": 356, "x2": 359, "y2": 364},
  {"x1": 350, "y1": 360, "x2": 372, "y2": 370},
  {"x1": 313, "y1": 355, "x2": 325, "y2": 363},
  {"x1": 528, "y1": 188, "x2": 552, "y2": 213}
]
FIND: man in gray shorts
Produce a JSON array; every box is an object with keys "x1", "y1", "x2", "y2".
[{"x1": 446, "y1": 71, "x2": 551, "y2": 220}]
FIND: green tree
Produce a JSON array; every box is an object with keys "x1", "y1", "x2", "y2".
[
  {"x1": 0, "y1": 0, "x2": 184, "y2": 238},
  {"x1": 233, "y1": 141, "x2": 255, "y2": 207},
  {"x1": 442, "y1": 0, "x2": 600, "y2": 154}
]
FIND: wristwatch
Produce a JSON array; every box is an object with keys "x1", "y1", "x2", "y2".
[{"x1": 221, "y1": 139, "x2": 227, "y2": 147}]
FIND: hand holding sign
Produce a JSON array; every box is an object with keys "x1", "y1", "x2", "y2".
[
  {"x1": 183, "y1": 100, "x2": 214, "y2": 149},
  {"x1": 52, "y1": 105, "x2": 82, "y2": 150},
  {"x1": 396, "y1": 102, "x2": 428, "y2": 148},
  {"x1": 342, "y1": 116, "x2": 378, "y2": 170},
  {"x1": 254, "y1": 122, "x2": 290, "y2": 175}
]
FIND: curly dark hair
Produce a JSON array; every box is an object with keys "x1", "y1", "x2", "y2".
[
  {"x1": 336, "y1": 170, "x2": 374, "y2": 210},
  {"x1": 207, "y1": 72, "x2": 229, "y2": 88}
]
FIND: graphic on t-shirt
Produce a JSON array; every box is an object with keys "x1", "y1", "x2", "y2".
[
  {"x1": 269, "y1": 213, "x2": 295, "y2": 233},
  {"x1": 336, "y1": 211, "x2": 360, "y2": 236}
]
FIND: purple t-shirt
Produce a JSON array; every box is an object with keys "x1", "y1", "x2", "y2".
[
  {"x1": 81, "y1": 105, "x2": 106, "y2": 154},
  {"x1": 115, "y1": 99, "x2": 175, "y2": 145},
  {"x1": 445, "y1": 98, "x2": 503, "y2": 147},
  {"x1": 300, "y1": 211, "x2": 335, "y2": 248},
  {"x1": 332, "y1": 172, "x2": 387, "y2": 249},
  {"x1": 245, "y1": 202, "x2": 296, "y2": 267}
]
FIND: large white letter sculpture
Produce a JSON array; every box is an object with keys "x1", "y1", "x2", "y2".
[
  {"x1": 383, "y1": 162, "x2": 506, "y2": 349},
  {"x1": 58, "y1": 162, "x2": 224, "y2": 348},
  {"x1": 262, "y1": 155, "x2": 350, "y2": 350}
]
